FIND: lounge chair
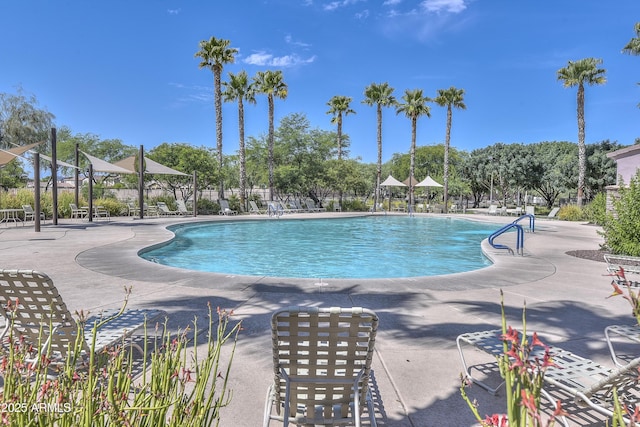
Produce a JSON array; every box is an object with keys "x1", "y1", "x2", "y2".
[
  {"x1": 22, "y1": 205, "x2": 45, "y2": 222},
  {"x1": 156, "y1": 201, "x2": 179, "y2": 216},
  {"x1": 305, "y1": 200, "x2": 326, "y2": 212},
  {"x1": 457, "y1": 328, "x2": 640, "y2": 425},
  {"x1": 93, "y1": 205, "x2": 110, "y2": 221},
  {"x1": 176, "y1": 199, "x2": 193, "y2": 216},
  {"x1": 547, "y1": 207, "x2": 560, "y2": 219},
  {"x1": 127, "y1": 202, "x2": 140, "y2": 216},
  {"x1": 249, "y1": 200, "x2": 266, "y2": 215},
  {"x1": 0, "y1": 269, "x2": 163, "y2": 368},
  {"x1": 263, "y1": 307, "x2": 379, "y2": 427},
  {"x1": 69, "y1": 203, "x2": 88, "y2": 220},
  {"x1": 218, "y1": 200, "x2": 238, "y2": 215},
  {"x1": 487, "y1": 204, "x2": 498, "y2": 215}
]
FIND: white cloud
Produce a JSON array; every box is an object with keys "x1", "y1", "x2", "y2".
[
  {"x1": 243, "y1": 51, "x2": 316, "y2": 68},
  {"x1": 420, "y1": 0, "x2": 466, "y2": 13},
  {"x1": 383, "y1": 0, "x2": 402, "y2": 6},
  {"x1": 355, "y1": 9, "x2": 370, "y2": 19},
  {"x1": 167, "y1": 8, "x2": 181, "y2": 15},
  {"x1": 285, "y1": 35, "x2": 312, "y2": 48},
  {"x1": 322, "y1": 0, "x2": 365, "y2": 11}
]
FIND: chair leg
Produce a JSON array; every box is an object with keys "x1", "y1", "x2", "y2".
[{"x1": 263, "y1": 384, "x2": 274, "y2": 427}]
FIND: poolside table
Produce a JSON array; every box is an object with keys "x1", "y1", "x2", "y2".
[{"x1": 0, "y1": 209, "x2": 24, "y2": 227}]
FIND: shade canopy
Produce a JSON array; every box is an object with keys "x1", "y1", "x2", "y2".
[
  {"x1": 380, "y1": 175, "x2": 406, "y2": 187},
  {"x1": 113, "y1": 155, "x2": 188, "y2": 176},
  {"x1": 416, "y1": 175, "x2": 443, "y2": 188},
  {"x1": 81, "y1": 151, "x2": 134, "y2": 174},
  {"x1": 402, "y1": 175, "x2": 420, "y2": 186},
  {"x1": 0, "y1": 142, "x2": 43, "y2": 167}
]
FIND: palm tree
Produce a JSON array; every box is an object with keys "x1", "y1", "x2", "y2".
[
  {"x1": 396, "y1": 89, "x2": 431, "y2": 211},
  {"x1": 434, "y1": 86, "x2": 466, "y2": 213},
  {"x1": 363, "y1": 83, "x2": 396, "y2": 212},
  {"x1": 195, "y1": 36, "x2": 237, "y2": 199},
  {"x1": 327, "y1": 95, "x2": 356, "y2": 211},
  {"x1": 252, "y1": 70, "x2": 288, "y2": 202},
  {"x1": 622, "y1": 22, "x2": 640, "y2": 108},
  {"x1": 622, "y1": 22, "x2": 640, "y2": 55},
  {"x1": 557, "y1": 58, "x2": 606, "y2": 207},
  {"x1": 222, "y1": 71, "x2": 255, "y2": 211}
]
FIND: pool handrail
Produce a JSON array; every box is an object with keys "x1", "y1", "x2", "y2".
[
  {"x1": 512, "y1": 213, "x2": 535, "y2": 233},
  {"x1": 488, "y1": 223, "x2": 525, "y2": 255}
]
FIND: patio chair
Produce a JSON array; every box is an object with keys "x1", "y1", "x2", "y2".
[
  {"x1": 176, "y1": 199, "x2": 193, "y2": 216},
  {"x1": 487, "y1": 204, "x2": 498, "y2": 215},
  {"x1": 305, "y1": 200, "x2": 326, "y2": 212},
  {"x1": 457, "y1": 328, "x2": 640, "y2": 425},
  {"x1": 249, "y1": 200, "x2": 266, "y2": 214},
  {"x1": 22, "y1": 205, "x2": 45, "y2": 222},
  {"x1": 69, "y1": 203, "x2": 88, "y2": 220},
  {"x1": 156, "y1": 201, "x2": 179, "y2": 216},
  {"x1": 263, "y1": 306, "x2": 379, "y2": 427},
  {"x1": 218, "y1": 199, "x2": 238, "y2": 215},
  {"x1": 547, "y1": 207, "x2": 560, "y2": 219},
  {"x1": 0, "y1": 269, "x2": 163, "y2": 369}
]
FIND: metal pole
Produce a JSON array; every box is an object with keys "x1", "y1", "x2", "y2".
[
  {"x1": 88, "y1": 164, "x2": 93, "y2": 223},
  {"x1": 74, "y1": 143, "x2": 79, "y2": 206},
  {"x1": 138, "y1": 145, "x2": 144, "y2": 219},
  {"x1": 192, "y1": 170, "x2": 197, "y2": 217},
  {"x1": 51, "y1": 128, "x2": 58, "y2": 225},
  {"x1": 34, "y1": 153, "x2": 41, "y2": 232}
]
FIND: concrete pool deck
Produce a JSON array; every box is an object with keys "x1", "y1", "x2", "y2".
[{"x1": 0, "y1": 212, "x2": 629, "y2": 426}]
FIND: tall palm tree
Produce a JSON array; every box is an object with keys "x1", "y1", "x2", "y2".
[
  {"x1": 327, "y1": 95, "x2": 356, "y2": 211},
  {"x1": 434, "y1": 86, "x2": 466, "y2": 213},
  {"x1": 622, "y1": 22, "x2": 640, "y2": 55},
  {"x1": 222, "y1": 71, "x2": 255, "y2": 211},
  {"x1": 557, "y1": 58, "x2": 606, "y2": 207},
  {"x1": 195, "y1": 36, "x2": 237, "y2": 199},
  {"x1": 252, "y1": 70, "x2": 288, "y2": 201},
  {"x1": 363, "y1": 83, "x2": 396, "y2": 212},
  {"x1": 396, "y1": 89, "x2": 431, "y2": 211},
  {"x1": 622, "y1": 22, "x2": 640, "y2": 108}
]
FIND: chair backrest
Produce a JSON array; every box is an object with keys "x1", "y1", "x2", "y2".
[
  {"x1": 548, "y1": 207, "x2": 560, "y2": 218},
  {"x1": 270, "y1": 306, "x2": 378, "y2": 421},
  {"x1": 22, "y1": 205, "x2": 34, "y2": 214},
  {"x1": 176, "y1": 199, "x2": 189, "y2": 212},
  {"x1": 0, "y1": 269, "x2": 86, "y2": 358},
  {"x1": 220, "y1": 200, "x2": 230, "y2": 209},
  {"x1": 249, "y1": 201, "x2": 259, "y2": 211}
]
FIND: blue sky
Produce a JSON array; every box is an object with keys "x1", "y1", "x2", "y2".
[{"x1": 1, "y1": 1, "x2": 638, "y2": 164}]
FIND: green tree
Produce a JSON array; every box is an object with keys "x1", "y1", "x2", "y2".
[
  {"x1": 222, "y1": 71, "x2": 256, "y2": 210},
  {"x1": 252, "y1": 70, "x2": 288, "y2": 201},
  {"x1": 148, "y1": 143, "x2": 217, "y2": 201},
  {"x1": 434, "y1": 86, "x2": 466, "y2": 213},
  {"x1": 195, "y1": 36, "x2": 237, "y2": 199},
  {"x1": 0, "y1": 88, "x2": 54, "y2": 149},
  {"x1": 362, "y1": 82, "x2": 396, "y2": 212},
  {"x1": 326, "y1": 95, "x2": 355, "y2": 210},
  {"x1": 557, "y1": 57, "x2": 607, "y2": 207},
  {"x1": 396, "y1": 89, "x2": 431, "y2": 210}
]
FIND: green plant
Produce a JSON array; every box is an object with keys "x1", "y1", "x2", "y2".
[
  {"x1": 0, "y1": 295, "x2": 241, "y2": 426},
  {"x1": 94, "y1": 197, "x2": 126, "y2": 217},
  {"x1": 461, "y1": 290, "x2": 564, "y2": 426},
  {"x1": 197, "y1": 198, "x2": 219, "y2": 215},
  {"x1": 557, "y1": 205, "x2": 583, "y2": 221},
  {"x1": 602, "y1": 172, "x2": 640, "y2": 256},
  {"x1": 583, "y1": 192, "x2": 607, "y2": 225}
]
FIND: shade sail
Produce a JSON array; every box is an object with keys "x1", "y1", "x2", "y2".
[
  {"x1": 40, "y1": 153, "x2": 78, "y2": 169},
  {"x1": 416, "y1": 175, "x2": 443, "y2": 187},
  {"x1": 402, "y1": 176, "x2": 420, "y2": 186},
  {"x1": 0, "y1": 142, "x2": 43, "y2": 167},
  {"x1": 113, "y1": 155, "x2": 188, "y2": 176},
  {"x1": 81, "y1": 151, "x2": 135, "y2": 174},
  {"x1": 380, "y1": 175, "x2": 406, "y2": 187}
]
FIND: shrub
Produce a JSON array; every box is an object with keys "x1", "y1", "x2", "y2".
[
  {"x1": 0, "y1": 297, "x2": 241, "y2": 426},
  {"x1": 557, "y1": 205, "x2": 583, "y2": 221},
  {"x1": 602, "y1": 172, "x2": 640, "y2": 256},
  {"x1": 583, "y1": 192, "x2": 607, "y2": 225},
  {"x1": 94, "y1": 198, "x2": 127, "y2": 216},
  {"x1": 197, "y1": 198, "x2": 219, "y2": 215},
  {"x1": 342, "y1": 199, "x2": 368, "y2": 212}
]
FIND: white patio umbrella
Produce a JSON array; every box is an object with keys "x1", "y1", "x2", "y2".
[
  {"x1": 416, "y1": 175, "x2": 443, "y2": 210},
  {"x1": 380, "y1": 175, "x2": 406, "y2": 211}
]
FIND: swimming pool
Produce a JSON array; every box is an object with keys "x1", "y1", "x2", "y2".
[{"x1": 140, "y1": 216, "x2": 496, "y2": 279}]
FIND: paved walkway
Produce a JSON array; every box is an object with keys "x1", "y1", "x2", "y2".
[{"x1": 0, "y1": 213, "x2": 627, "y2": 426}]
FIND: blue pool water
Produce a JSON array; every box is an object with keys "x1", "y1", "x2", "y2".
[{"x1": 141, "y1": 216, "x2": 496, "y2": 279}]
